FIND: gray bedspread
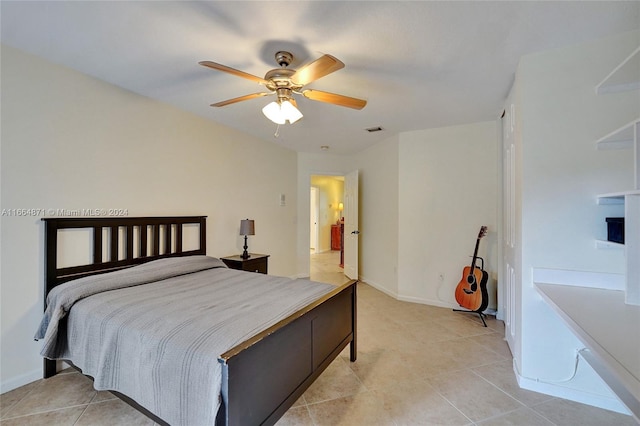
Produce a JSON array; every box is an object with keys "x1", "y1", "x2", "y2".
[{"x1": 35, "y1": 256, "x2": 334, "y2": 426}]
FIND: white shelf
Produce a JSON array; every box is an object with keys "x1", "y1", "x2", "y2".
[
  {"x1": 595, "y1": 239, "x2": 624, "y2": 250},
  {"x1": 535, "y1": 283, "x2": 640, "y2": 420},
  {"x1": 596, "y1": 118, "x2": 639, "y2": 151},
  {"x1": 597, "y1": 190, "x2": 640, "y2": 204},
  {"x1": 595, "y1": 46, "x2": 640, "y2": 95}
]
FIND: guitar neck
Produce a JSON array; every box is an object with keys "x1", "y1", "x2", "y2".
[{"x1": 469, "y1": 237, "x2": 481, "y2": 271}]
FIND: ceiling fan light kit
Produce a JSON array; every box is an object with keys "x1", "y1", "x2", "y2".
[
  {"x1": 262, "y1": 99, "x2": 303, "y2": 124},
  {"x1": 199, "y1": 50, "x2": 366, "y2": 125}
]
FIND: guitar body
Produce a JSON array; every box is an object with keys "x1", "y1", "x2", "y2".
[{"x1": 455, "y1": 266, "x2": 489, "y2": 312}]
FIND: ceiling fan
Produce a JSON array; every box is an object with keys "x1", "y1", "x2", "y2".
[{"x1": 199, "y1": 51, "x2": 367, "y2": 124}]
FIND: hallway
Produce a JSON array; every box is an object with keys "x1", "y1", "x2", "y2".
[{"x1": 310, "y1": 249, "x2": 348, "y2": 286}]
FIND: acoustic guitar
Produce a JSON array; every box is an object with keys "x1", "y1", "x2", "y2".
[{"x1": 455, "y1": 226, "x2": 488, "y2": 313}]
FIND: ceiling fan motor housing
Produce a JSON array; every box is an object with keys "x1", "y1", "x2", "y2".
[
  {"x1": 275, "y1": 88, "x2": 293, "y2": 102},
  {"x1": 275, "y1": 51, "x2": 293, "y2": 67},
  {"x1": 264, "y1": 51, "x2": 300, "y2": 92}
]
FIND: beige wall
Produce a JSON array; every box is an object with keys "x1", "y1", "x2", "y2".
[
  {"x1": 398, "y1": 121, "x2": 498, "y2": 308},
  {"x1": 0, "y1": 45, "x2": 298, "y2": 391},
  {"x1": 297, "y1": 125, "x2": 496, "y2": 307},
  {"x1": 354, "y1": 134, "x2": 400, "y2": 296}
]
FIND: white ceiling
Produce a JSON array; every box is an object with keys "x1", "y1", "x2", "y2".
[{"x1": 1, "y1": 1, "x2": 638, "y2": 155}]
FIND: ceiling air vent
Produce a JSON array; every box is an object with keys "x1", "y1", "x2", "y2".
[{"x1": 365, "y1": 126, "x2": 384, "y2": 133}]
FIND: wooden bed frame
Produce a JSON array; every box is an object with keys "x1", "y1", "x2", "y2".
[{"x1": 42, "y1": 216, "x2": 357, "y2": 426}]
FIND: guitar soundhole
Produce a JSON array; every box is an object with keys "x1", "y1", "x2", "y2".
[{"x1": 464, "y1": 275, "x2": 477, "y2": 294}]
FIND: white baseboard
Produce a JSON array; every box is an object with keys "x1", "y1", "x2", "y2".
[
  {"x1": 397, "y1": 293, "x2": 454, "y2": 309},
  {"x1": 1, "y1": 368, "x2": 41, "y2": 394},
  {"x1": 357, "y1": 276, "x2": 399, "y2": 300},
  {"x1": 513, "y1": 360, "x2": 631, "y2": 415},
  {"x1": 360, "y1": 276, "x2": 490, "y2": 312}
]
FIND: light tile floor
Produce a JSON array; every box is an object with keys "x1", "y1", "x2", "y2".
[{"x1": 1, "y1": 251, "x2": 636, "y2": 425}]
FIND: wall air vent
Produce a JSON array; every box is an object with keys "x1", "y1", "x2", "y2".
[{"x1": 365, "y1": 126, "x2": 384, "y2": 133}]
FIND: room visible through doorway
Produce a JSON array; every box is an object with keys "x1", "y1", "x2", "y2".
[{"x1": 309, "y1": 174, "x2": 348, "y2": 286}]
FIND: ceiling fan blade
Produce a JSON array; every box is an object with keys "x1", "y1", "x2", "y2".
[
  {"x1": 302, "y1": 89, "x2": 367, "y2": 110},
  {"x1": 199, "y1": 61, "x2": 267, "y2": 85},
  {"x1": 292, "y1": 54, "x2": 345, "y2": 85},
  {"x1": 211, "y1": 92, "x2": 271, "y2": 107}
]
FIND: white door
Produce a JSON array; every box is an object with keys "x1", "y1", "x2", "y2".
[
  {"x1": 343, "y1": 170, "x2": 359, "y2": 280},
  {"x1": 502, "y1": 99, "x2": 518, "y2": 354}
]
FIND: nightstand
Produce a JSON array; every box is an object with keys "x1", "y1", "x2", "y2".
[{"x1": 221, "y1": 254, "x2": 269, "y2": 274}]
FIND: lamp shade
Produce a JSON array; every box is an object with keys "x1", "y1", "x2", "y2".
[
  {"x1": 240, "y1": 219, "x2": 255, "y2": 236},
  {"x1": 262, "y1": 100, "x2": 303, "y2": 124},
  {"x1": 280, "y1": 100, "x2": 303, "y2": 123},
  {"x1": 338, "y1": 202, "x2": 344, "y2": 212},
  {"x1": 262, "y1": 102, "x2": 286, "y2": 124}
]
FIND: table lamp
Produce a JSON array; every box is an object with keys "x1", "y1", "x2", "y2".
[{"x1": 240, "y1": 219, "x2": 255, "y2": 259}]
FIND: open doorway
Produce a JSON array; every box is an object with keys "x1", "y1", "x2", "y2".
[
  {"x1": 309, "y1": 174, "x2": 347, "y2": 285},
  {"x1": 310, "y1": 187, "x2": 319, "y2": 252}
]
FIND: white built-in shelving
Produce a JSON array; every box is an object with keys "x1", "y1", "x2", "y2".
[
  {"x1": 531, "y1": 42, "x2": 640, "y2": 423},
  {"x1": 596, "y1": 119, "x2": 640, "y2": 195},
  {"x1": 594, "y1": 46, "x2": 640, "y2": 306}
]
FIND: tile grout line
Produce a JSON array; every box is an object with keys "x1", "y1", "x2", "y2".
[
  {"x1": 426, "y1": 376, "x2": 476, "y2": 426},
  {"x1": 1, "y1": 403, "x2": 90, "y2": 422},
  {"x1": 466, "y1": 367, "x2": 551, "y2": 424},
  {"x1": 0, "y1": 380, "x2": 42, "y2": 420},
  {"x1": 72, "y1": 403, "x2": 91, "y2": 426}
]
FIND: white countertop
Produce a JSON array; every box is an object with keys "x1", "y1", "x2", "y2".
[{"x1": 535, "y1": 282, "x2": 640, "y2": 419}]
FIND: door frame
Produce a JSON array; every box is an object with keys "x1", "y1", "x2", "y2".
[
  {"x1": 310, "y1": 186, "x2": 320, "y2": 251},
  {"x1": 343, "y1": 169, "x2": 359, "y2": 280}
]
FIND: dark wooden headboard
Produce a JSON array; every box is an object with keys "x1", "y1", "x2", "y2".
[{"x1": 42, "y1": 216, "x2": 207, "y2": 294}]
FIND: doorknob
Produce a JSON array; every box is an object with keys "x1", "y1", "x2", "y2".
[{"x1": 351, "y1": 230, "x2": 360, "y2": 235}]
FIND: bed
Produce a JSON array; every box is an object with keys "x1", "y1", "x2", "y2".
[{"x1": 37, "y1": 216, "x2": 357, "y2": 426}]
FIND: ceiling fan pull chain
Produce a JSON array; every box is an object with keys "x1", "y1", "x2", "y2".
[{"x1": 274, "y1": 124, "x2": 281, "y2": 138}]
